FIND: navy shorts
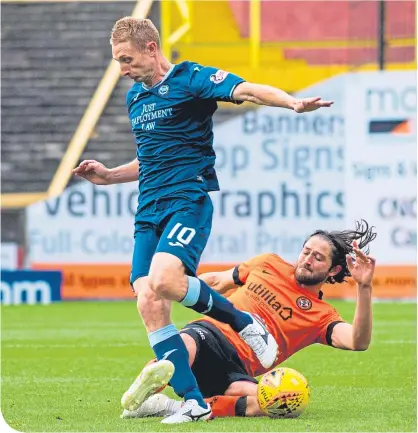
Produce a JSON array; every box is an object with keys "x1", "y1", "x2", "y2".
[
  {"x1": 130, "y1": 191, "x2": 213, "y2": 284},
  {"x1": 180, "y1": 321, "x2": 257, "y2": 398}
]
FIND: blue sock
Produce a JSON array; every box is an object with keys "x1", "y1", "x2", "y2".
[
  {"x1": 180, "y1": 277, "x2": 252, "y2": 332},
  {"x1": 148, "y1": 324, "x2": 207, "y2": 408}
]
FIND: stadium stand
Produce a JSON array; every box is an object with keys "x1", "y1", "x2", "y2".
[
  {"x1": 229, "y1": 0, "x2": 415, "y2": 65},
  {"x1": 175, "y1": 1, "x2": 416, "y2": 89},
  {"x1": 1, "y1": 1, "x2": 149, "y2": 195}
]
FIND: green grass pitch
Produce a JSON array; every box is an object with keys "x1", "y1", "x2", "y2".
[{"x1": 1, "y1": 300, "x2": 416, "y2": 432}]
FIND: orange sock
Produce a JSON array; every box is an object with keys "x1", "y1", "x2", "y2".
[{"x1": 205, "y1": 396, "x2": 247, "y2": 418}]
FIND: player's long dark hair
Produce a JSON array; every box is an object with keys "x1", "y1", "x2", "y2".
[{"x1": 305, "y1": 220, "x2": 377, "y2": 284}]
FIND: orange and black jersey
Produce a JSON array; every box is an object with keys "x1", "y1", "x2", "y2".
[{"x1": 198, "y1": 253, "x2": 345, "y2": 377}]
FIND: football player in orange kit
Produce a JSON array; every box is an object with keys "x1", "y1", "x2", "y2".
[{"x1": 121, "y1": 220, "x2": 377, "y2": 420}]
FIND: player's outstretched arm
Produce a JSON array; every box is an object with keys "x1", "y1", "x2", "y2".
[
  {"x1": 72, "y1": 159, "x2": 139, "y2": 185},
  {"x1": 199, "y1": 268, "x2": 238, "y2": 295},
  {"x1": 232, "y1": 82, "x2": 333, "y2": 113},
  {"x1": 330, "y1": 241, "x2": 375, "y2": 351}
]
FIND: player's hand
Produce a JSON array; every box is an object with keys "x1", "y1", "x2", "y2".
[
  {"x1": 72, "y1": 160, "x2": 112, "y2": 185},
  {"x1": 293, "y1": 97, "x2": 334, "y2": 113},
  {"x1": 346, "y1": 241, "x2": 376, "y2": 288}
]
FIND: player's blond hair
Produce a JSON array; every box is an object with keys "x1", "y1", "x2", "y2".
[{"x1": 110, "y1": 17, "x2": 160, "y2": 50}]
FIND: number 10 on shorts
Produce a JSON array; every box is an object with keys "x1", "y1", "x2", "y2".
[{"x1": 167, "y1": 223, "x2": 196, "y2": 248}]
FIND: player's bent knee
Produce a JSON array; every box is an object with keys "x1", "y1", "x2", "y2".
[
  {"x1": 132, "y1": 276, "x2": 149, "y2": 296},
  {"x1": 148, "y1": 269, "x2": 188, "y2": 301},
  {"x1": 148, "y1": 252, "x2": 188, "y2": 300},
  {"x1": 148, "y1": 273, "x2": 172, "y2": 296},
  {"x1": 179, "y1": 332, "x2": 197, "y2": 366}
]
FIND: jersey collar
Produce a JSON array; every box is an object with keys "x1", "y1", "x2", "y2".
[{"x1": 142, "y1": 64, "x2": 176, "y2": 91}]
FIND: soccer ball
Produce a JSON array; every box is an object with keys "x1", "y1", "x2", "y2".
[{"x1": 257, "y1": 367, "x2": 310, "y2": 418}]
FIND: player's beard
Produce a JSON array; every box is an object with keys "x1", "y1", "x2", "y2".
[{"x1": 294, "y1": 265, "x2": 330, "y2": 286}]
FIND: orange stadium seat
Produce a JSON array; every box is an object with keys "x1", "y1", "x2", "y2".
[{"x1": 229, "y1": 0, "x2": 415, "y2": 65}]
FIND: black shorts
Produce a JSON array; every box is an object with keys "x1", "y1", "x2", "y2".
[{"x1": 180, "y1": 321, "x2": 257, "y2": 398}]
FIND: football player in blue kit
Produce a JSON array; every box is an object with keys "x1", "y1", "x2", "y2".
[{"x1": 73, "y1": 17, "x2": 334, "y2": 424}]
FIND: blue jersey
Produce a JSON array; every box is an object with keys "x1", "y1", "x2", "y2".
[{"x1": 126, "y1": 61, "x2": 244, "y2": 211}]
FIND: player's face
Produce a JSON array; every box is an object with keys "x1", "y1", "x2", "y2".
[
  {"x1": 294, "y1": 236, "x2": 334, "y2": 286},
  {"x1": 112, "y1": 41, "x2": 156, "y2": 83}
]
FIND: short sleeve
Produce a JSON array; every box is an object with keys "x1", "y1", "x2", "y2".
[
  {"x1": 233, "y1": 253, "x2": 277, "y2": 286},
  {"x1": 189, "y1": 64, "x2": 245, "y2": 103},
  {"x1": 316, "y1": 309, "x2": 346, "y2": 346}
]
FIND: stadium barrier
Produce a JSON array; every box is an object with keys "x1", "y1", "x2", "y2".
[{"x1": 30, "y1": 263, "x2": 416, "y2": 301}]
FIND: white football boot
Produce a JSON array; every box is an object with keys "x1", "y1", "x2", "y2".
[
  {"x1": 121, "y1": 360, "x2": 174, "y2": 412},
  {"x1": 238, "y1": 313, "x2": 278, "y2": 368},
  {"x1": 160, "y1": 399, "x2": 212, "y2": 424},
  {"x1": 121, "y1": 393, "x2": 182, "y2": 419}
]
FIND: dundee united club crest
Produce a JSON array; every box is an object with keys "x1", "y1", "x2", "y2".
[{"x1": 296, "y1": 296, "x2": 312, "y2": 311}]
